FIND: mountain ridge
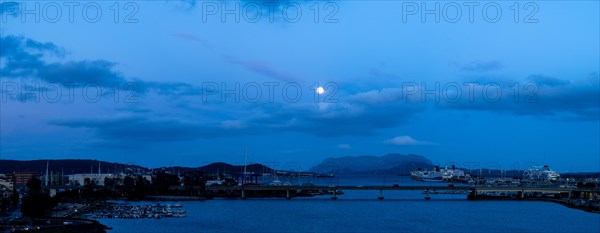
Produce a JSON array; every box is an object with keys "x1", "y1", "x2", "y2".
[{"x1": 0, "y1": 159, "x2": 274, "y2": 175}]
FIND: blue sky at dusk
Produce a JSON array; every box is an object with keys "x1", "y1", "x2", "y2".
[{"x1": 0, "y1": 1, "x2": 598, "y2": 172}]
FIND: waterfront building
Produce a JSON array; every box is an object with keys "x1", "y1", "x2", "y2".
[
  {"x1": 68, "y1": 173, "x2": 119, "y2": 186},
  {"x1": 6, "y1": 171, "x2": 41, "y2": 186}
]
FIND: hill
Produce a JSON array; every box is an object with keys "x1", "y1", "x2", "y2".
[
  {"x1": 156, "y1": 162, "x2": 274, "y2": 174},
  {"x1": 0, "y1": 160, "x2": 275, "y2": 176},
  {"x1": 0, "y1": 159, "x2": 147, "y2": 175}
]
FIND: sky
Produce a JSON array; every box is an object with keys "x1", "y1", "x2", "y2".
[{"x1": 0, "y1": 1, "x2": 598, "y2": 172}]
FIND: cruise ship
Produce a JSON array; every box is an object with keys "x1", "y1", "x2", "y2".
[
  {"x1": 411, "y1": 165, "x2": 468, "y2": 182},
  {"x1": 524, "y1": 165, "x2": 560, "y2": 181}
]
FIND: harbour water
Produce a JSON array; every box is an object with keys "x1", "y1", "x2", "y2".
[{"x1": 100, "y1": 176, "x2": 600, "y2": 233}]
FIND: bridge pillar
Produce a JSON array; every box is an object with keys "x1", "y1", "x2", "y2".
[
  {"x1": 241, "y1": 189, "x2": 247, "y2": 200},
  {"x1": 331, "y1": 189, "x2": 338, "y2": 200},
  {"x1": 286, "y1": 189, "x2": 291, "y2": 200},
  {"x1": 467, "y1": 189, "x2": 477, "y2": 200},
  {"x1": 378, "y1": 189, "x2": 384, "y2": 200},
  {"x1": 519, "y1": 190, "x2": 525, "y2": 199}
]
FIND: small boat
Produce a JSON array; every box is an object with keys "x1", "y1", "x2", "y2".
[{"x1": 174, "y1": 210, "x2": 186, "y2": 218}]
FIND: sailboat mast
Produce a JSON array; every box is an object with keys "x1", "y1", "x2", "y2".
[
  {"x1": 45, "y1": 161, "x2": 49, "y2": 186},
  {"x1": 243, "y1": 145, "x2": 248, "y2": 185}
]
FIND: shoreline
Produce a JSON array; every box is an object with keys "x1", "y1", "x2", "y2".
[{"x1": 467, "y1": 195, "x2": 600, "y2": 213}]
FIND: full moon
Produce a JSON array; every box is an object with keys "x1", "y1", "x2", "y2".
[{"x1": 316, "y1": 86, "x2": 325, "y2": 94}]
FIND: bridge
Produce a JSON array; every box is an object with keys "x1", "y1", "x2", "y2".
[{"x1": 206, "y1": 185, "x2": 600, "y2": 200}]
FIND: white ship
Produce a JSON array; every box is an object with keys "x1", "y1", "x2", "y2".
[
  {"x1": 524, "y1": 165, "x2": 560, "y2": 181},
  {"x1": 411, "y1": 165, "x2": 468, "y2": 182}
]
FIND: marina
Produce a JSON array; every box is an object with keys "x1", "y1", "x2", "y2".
[{"x1": 85, "y1": 203, "x2": 186, "y2": 219}]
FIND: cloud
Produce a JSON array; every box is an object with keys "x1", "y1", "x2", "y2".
[
  {"x1": 0, "y1": 35, "x2": 203, "y2": 97},
  {"x1": 385, "y1": 136, "x2": 435, "y2": 146},
  {"x1": 1, "y1": 35, "x2": 123, "y2": 86},
  {"x1": 39, "y1": 60, "x2": 126, "y2": 86},
  {"x1": 243, "y1": 98, "x2": 425, "y2": 137},
  {"x1": 439, "y1": 74, "x2": 599, "y2": 121},
  {"x1": 11, "y1": 35, "x2": 595, "y2": 146},
  {"x1": 140, "y1": 81, "x2": 203, "y2": 96},
  {"x1": 48, "y1": 115, "x2": 251, "y2": 143},
  {"x1": 47, "y1": 89, "x2": 426, "y2": 145},
  {"x1": 224, "y1": 55, "x2": 299, "y2": 82},
  {"x1": 527, "y1": 74, "x2": 569, "y2": 87},
  {"x1": 348, "y1": 88, "x2": 409, "y2": 105},
  {"x1": 171, "y1": 33, "x2": 210, "y2": 48}
]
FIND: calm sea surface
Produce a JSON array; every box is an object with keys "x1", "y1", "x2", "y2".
[{"x1": 100, "y1": 176, "x2": 600, "y2": 233}]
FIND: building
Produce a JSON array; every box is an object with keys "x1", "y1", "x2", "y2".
[
  {"x1": 0, "y1": 177, "x2": 13, "y2": 190},
  {"x1": 67, "y1": 174, "x2": 118, "y2": 186},
  {"x1": 7, "y1": 171, "x2": 41, "y2": 186},
  {"x1": 0, "y1": 174, "x2": 13, "y2": 199},
  {"x1": 66, "y1": 173, "x2": 152, "y2": 186}
]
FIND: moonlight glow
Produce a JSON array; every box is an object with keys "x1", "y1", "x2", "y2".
[{"x1": 316, "y1": 86, "x2": 325, "y2": 94}]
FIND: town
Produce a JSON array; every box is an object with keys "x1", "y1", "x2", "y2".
[{"x1": 0, "y1": 160, "x2": 599, "y2": 232}]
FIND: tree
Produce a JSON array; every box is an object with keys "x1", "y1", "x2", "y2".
[
  {"x1": 104, "y1": 177, "x2": 116, "y2": 187},
  {"x1": 21, "y1": 178, "x2": 52, "y2": 218},
  {"x1": 151, "y1": 172, "x2": 180, "y2": 195},
  {"x1": 11, "y1": 186, "x2": 18, "y2": 208},
  {"x1": 0, "y1": 199, "x2": 9, "y2": 215},
  {"x1": 134, "y1": 176, "x2": 146, "y2": 199},
  {"x1": 84, "y1": 178, "x2": 90, "y2": 186},
  {"x1": 124, "y1": 176, "x2": 135, "y2": 199},
  {"x1": 84, "y1": 178, "x2": 96, "y2": 189},
  {"x1": 26, "y1": 178, "x2": 42, "y2": 192}
]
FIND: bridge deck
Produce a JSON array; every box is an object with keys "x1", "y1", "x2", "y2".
[{"x1": 206, "y1": 185, "x2": 598, "y2": 193}]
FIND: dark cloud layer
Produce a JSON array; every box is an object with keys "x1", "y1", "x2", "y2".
[
  {"x1": 48, "y1": 116, "x2": 237, "y2": 143},
  {"x1": 1, "y1": 35, "x2": 124, "y2": 86},
  {"x1": 439, "y1": 74, "x2": 599, "y2": 121},
  {"x1": 48, "y1": 98, "x2": 425, "y2": 144},
  {"x1": 0, "y1": 35, "x2": 199, "y2": 97},
  {"x1": 3, "y1": 35, "x2": 598, "y2": 146}
]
